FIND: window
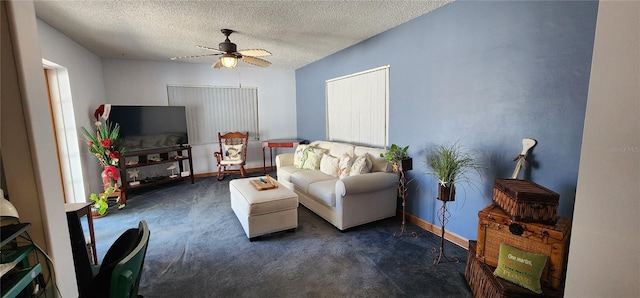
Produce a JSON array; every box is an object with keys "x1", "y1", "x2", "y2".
[
  {"x1": 167, "y1": 85, "x2": 259, "y2": 145},
  {"x1": 326, "y1": 66, "x2": 389, "y2": 147}
]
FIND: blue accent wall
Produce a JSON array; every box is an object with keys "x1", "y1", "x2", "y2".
[{"x1": 295, "y1": 1, "x2": 598, "y2": 239}]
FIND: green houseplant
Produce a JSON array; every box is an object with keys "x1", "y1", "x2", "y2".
[
  {"x1": 425, "y1": 142, "x2": 482, "y2": 201},
  {"x1": 380, "y1": 144, "x2": 412, "y2": 172},
  {"x1": 89, "y1": 187, "x2": 115, "y2": 216}
]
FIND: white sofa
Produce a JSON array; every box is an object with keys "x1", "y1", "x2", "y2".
[{"x1": 276, "y1": 141, "x2": 399, "y2": 230}]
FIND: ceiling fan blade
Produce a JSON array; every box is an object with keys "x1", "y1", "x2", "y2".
[
  {"x1": 171, "y1": 53, "x2": 221, "y2": 60},
  {"x1": 212, "y1": 59, "x2": 222, "y2": 69},
  {"x1": 197, "y1": 45, "x2": 224, "y2": 53},
  {"x1": 238, "y1": 49, "x2": 272, "y2": 57},
  {"x1": 241, "y1": 56, "x2": 271, "y2": 67}
]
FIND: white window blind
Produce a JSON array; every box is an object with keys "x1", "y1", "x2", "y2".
[
  {"x1": 326, "y1": 66, "x2": 389, "y2": 147},
  {"x1": 167, "y1": 85, "x2": 259, "y2": 145}
]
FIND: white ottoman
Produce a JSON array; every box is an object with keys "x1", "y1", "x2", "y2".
[{"x1": 229, "y1": 178, "x2": 299, "y2": 240}]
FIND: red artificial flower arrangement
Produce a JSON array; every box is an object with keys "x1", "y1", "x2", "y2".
[{"x1": 81, "y1": 121, "x2": 126, "y2": 179}]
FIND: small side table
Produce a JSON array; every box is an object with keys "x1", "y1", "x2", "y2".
[
  {"x1": 261, "y1": 139, "x2": 306, "y2": 173},
  {"x1": 64, "y1": 202, "x2": 98, "y2": 265}
]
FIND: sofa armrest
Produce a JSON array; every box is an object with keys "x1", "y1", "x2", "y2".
[
  {"x1": 276, "y1": 153, "x2": 295, "y2": 168},
  {"x1": 336, "y1": 172, "x2": 398, "y2": 196}
]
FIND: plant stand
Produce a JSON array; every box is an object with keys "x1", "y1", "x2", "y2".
[
  {"x1": 432, "y1": 199, "x2": 459, "y2": 265},
  {"x1": 393, "y1": 163, "x2": 417, "y2": 238}
]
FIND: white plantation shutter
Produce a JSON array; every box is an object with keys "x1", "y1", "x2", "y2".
[
  {"x1": 326, "y1": 66, "x2": 389, "y2": 147},
  {"x1": 167, "y1": 85, "x2": 259, "y2": 145}
]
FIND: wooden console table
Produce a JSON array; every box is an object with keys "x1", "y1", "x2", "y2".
[
  {"x1": 261, "y1": 139, "x2": 306, "y2": 173},
  {"x1": 119, "y1": 146, "x2": 195, "y2": 206}
]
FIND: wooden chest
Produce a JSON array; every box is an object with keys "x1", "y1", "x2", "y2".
[
  {"x1": 476, "y1": 204, "x2": 571, "y2": 290},
  {"x1": 493, "y1": 179, "x2": 559, "y2": 224},
  {"x1": 465, "y1": 241, "x2": 563, "y2": 298}
]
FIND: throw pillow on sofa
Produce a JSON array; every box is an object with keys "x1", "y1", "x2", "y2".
[
  {"x1": 301, "y1": 147, "x2": 327, "y2": 170},
  {"x1": 293, "y1": 144, "x2": 309, "y2": 168},
  {"x1": 320, "y1": 154, "x2": 340, "y2": 177},
  {"x1": 338, "y1": 153, "x2": 354, "y2": 179},
  {"x1": 350, "y1": 154, "x2": 372, "y2": 176}
]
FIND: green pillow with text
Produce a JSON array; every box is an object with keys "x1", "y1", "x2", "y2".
[{"x1": 494, "y1": 243, "x2": 548, "y2": 294}]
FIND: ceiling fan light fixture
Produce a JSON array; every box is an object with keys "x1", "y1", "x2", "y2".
[{"x1": 220, "y1": 54, "x2": 238, "y2": 68}]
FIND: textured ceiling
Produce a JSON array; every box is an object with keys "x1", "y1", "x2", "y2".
[{"x1": 34, "y1": 0, "x2": 452, "y2": 70}]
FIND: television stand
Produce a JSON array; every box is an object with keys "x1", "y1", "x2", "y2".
[{"x1": 118, "y1": 146, "x2": 194, "y2": 206}]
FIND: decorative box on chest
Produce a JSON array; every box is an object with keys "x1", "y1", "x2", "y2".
[
  {"x1": 465, "y1": 241, "x2": 563, "y2": 298},
  {"x1": 476, "y1": 204, "x2": 571, "y2": 290},
  {"x1": 493, "y1": 178, "x2": 559, "y2": 224}
]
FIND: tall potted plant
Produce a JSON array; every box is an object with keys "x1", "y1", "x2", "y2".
[
  {"x1": 381, "y1": 144, "x2": 415, "y2": 237},
  {"x1": 424, "y1": 142, "x2": 482, "y2": 202}
]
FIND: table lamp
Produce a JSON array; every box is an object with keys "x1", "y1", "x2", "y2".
[{"x1": 1, "y1": 189, "x2": 20, "y2": 226}]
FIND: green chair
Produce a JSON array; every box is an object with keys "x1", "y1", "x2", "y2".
[{"x1": 90, "y1": 220, "x2": 150, "y2": 298}]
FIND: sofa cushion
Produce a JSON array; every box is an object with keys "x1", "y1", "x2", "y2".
[
  {"x1": 338, "y1": 153, "x2": 354, "y2": 179},
  {"x1": 293, "y1": 144, "x2": 309, "y2": 168},
  {"x1": 328, "y1": 142, "x2": 355, "y2": 158},
  {"x1": 301, "y1": 147, "x2": 327, "y2": 170},
  {"x1": 290, "y1": 170, "x2": 335, "y2": 193},
  {"x1": 354, "y1": 146, "x2": 388, "y2": 172},
  {"x1": 320, "y1": 154, "x2": 340, "y2": 177},
  {"x1": 277, "y1": 165, "x2": 304, "y2": 183},
  {"x1": 307, "y1": 179, "x2": 338, "y2": 207},
  {"x1": 310, "y1": 141, "x2": 334, "y2": 151},
  {"x1": 350, "y1": 154, "x2": 372, "y2": 176}
]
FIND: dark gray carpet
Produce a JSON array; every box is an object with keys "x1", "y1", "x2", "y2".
[{"x1": 92, "y1": 174, "x2": 473, "y2": 298}]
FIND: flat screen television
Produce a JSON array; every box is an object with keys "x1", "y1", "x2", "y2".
[{"x1": 107, "y1": 105, "x2": 189, "y2": 152}]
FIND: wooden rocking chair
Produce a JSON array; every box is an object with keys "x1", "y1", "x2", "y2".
[{"x1": 213, "y1": 131, "x2": 249, "y2": 180}]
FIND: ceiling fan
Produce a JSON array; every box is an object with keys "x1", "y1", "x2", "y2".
[{"x1": 171, "y1": 29, "x2": 271, "y2": 69}]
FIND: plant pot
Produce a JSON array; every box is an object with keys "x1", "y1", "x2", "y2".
[
  {"x1": 437, "y1": 184, "x2": 456, "y2": 202},
  {"x1": 91, "y1": 207, "x2": 107, "y2": 218},
  {"x1": 401, "y1": 157, "x2": 413, "y2": 171},
  {"x1": 392, "y1": 157, "x2": 413, "y2": 173}
]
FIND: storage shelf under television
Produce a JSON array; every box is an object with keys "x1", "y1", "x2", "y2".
[{"x1": 118, "y1": 145, "x2": 194, "y2": 205}]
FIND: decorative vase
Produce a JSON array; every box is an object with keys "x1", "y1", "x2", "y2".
[
  {"x1": 101, "y1": 167, "x2": 118, "y2": 191},
  {"x1": 437, "y1": 184, "x2": 456, "y2": 202}
]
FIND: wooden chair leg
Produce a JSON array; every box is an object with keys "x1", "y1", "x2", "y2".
[
  {"x1": 240, "y1": 165, "x2": 246, "y2": 177},
  {"x1": 217, "y1": 166, "x2": 224, "y2": 181}
]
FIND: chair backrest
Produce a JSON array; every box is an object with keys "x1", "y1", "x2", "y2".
[
  {"x1": 109, "y1": 220, "x2": 150, "y2": 298},
  {"x1": 217, "y1": 131, "x2": 249, "y2": 161}
]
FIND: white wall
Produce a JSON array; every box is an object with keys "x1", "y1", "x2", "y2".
[
  {"x1": 38, "y1": 19, "x2": 109, "y2": 197},
  {"x1": 4, "y1": 1, "x2": 77, "y2": 296},
  {"x1": 565, "y1": 1, "x2": 640, "y2": 296},
  {"x1": 101, "y1": 59, "x2": 297, "y2": 174}
]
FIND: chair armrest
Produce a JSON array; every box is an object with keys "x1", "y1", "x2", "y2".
[
  {"x1": 276, "y1": 153, "x2": 294, "y2": 168},
  {"x1": 213, "y1": 152, "x2": 222, "y2": 163},
  {"x1": 336, "y1": 172, "x2": 398, "y2": 196}
]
